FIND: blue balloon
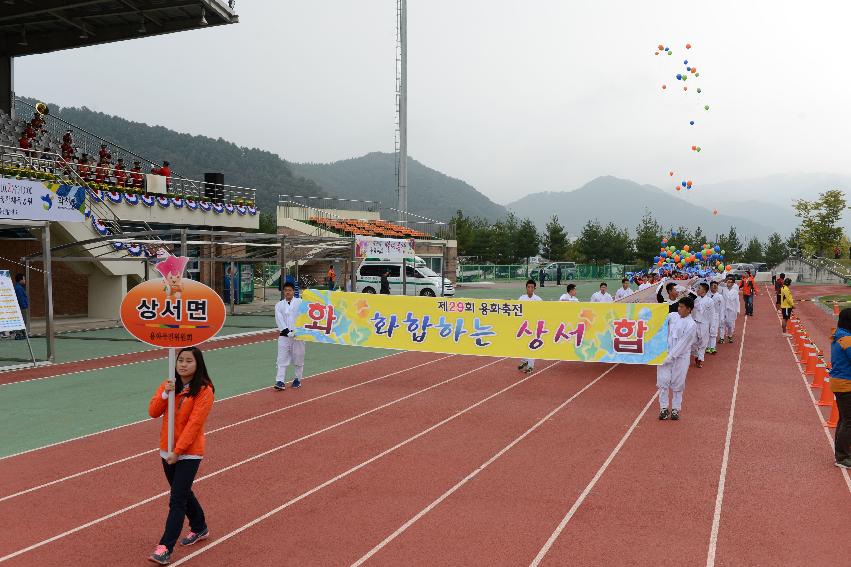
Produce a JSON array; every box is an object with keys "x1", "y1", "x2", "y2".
[
  {"x1": 690, "y1": 120, "x2": 695, "y2": 125},
  {"x1": 665, "y1": 47, "x2": 669, "y2": 51},
  {"x1": 684, "y1": 60, "x2": 688, "y2": 65},
  {"x1": 676, "y1": 74, "x2": 682, "y2": 80},
  {"x1": 714, "y1": 245, "x2": 721, "y2": 252},
  {"x1": 686, "y1": 66, "x2": 691, "y2": 71},
  {"x1": 682, "y1": 181, "x2": 687, "y2": 187}
]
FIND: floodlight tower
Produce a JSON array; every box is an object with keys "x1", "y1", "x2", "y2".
[{"x1": 395, "y1": 0, "x2": 408, "y2": 225}]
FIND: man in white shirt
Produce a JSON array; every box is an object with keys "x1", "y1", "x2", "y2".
[
  {"x1": 274, "y1": 282, "x2": 305, "y2": 390},
  {"x1": 559, "y1": 283, "x2": 579, "y2": 302},
  {"x1": 518, "y1": 279, "x2": 543, "y2": 373},
  {"x1": 614, "y1": 278, "x2": 634, "y2": 301},
  {"x1": 690, "y1": 282, "x2": 711, "y2": 368},
  {"x1": 708, "y1": 280, "x2": 723, "y2": 354},
  {"x1": 658, "y1": 296, "x2": 697, "y2": 421},
  {"x1": 719, "y1": 275, "x2": 741, "y2": 344},
  {"x1": 590, "y1": 282, "x2": 613, "y2": 303},
  {"x1": 637, "y1": 276, "x2": 652, "y2": 291}
]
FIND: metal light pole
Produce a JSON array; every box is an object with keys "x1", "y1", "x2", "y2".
[{"x1": 396, "y1": 0, "x2": 408, "y2": 225}]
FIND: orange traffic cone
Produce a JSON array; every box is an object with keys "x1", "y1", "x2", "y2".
[
  {"x1": 797, "y1": 341, "x2": 811, "y2": 364},
  {"x1": 811, "y1": 363, "x2": 827, "y2": 389},
  {"x1": 806, "y1": 351, "x2": 818, "y2": 376},
  {"x1": 818, "y1": 377, "x2": 835, "y2": 407},
  {"x1": 834, "y1": 301, "x2": 840, "y2": 317},
  {"x1": 825, "y1": 397, "x2": 839, "y2": 428}
]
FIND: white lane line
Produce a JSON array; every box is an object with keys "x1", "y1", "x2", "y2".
[
  {"x1": 350, "y1": 363, "x2": 620, "y2": 567},
  {"x1": 0, "y1": 328, "x2": 277, "y2": 387},
  {"x1": 529, "y1": 390, "x2": 659, "y2": 567},
  {"x1": 705, "y1": 314, "x2": 749, "y2": 567},
  {"x1": 0, "y1": 350, "x2": 405, "y2": 462},
  {"x1": 0, "y1": 354, "x2": 451, "y2": 502},
  {"x1": 169, "y1": 359, "x2": 553, "y2": 566},
  {"x1": 0, "y1": 357, "x2": 502, "y2": 563},
  {"x1": 767, "y1": 290, "x2": 851, "y2": 494}
]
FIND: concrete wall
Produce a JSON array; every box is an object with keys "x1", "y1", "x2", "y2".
[
  {"x1": 88, "y1": 272, "x2": 126, "y2": 319},
  {"x1": 277, "y1": 205, "x2": 379, "y2": 224},
  {"x1": 774, "y1": 258, "x2": 847, "y2": 284}
]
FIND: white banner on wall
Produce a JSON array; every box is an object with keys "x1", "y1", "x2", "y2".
[
  {"x1": 0, "y1": 270, "x2": 26, "y2": 332},
  {"x1": 0, "y1": 178, "x2": 86, "y2": 222},
  {"x1": 355, "y1": 236, "x2": 415, "y2": 259}
]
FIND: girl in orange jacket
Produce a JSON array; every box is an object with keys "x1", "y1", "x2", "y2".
[{"x1": 147, "y1": 347, "x2": 215, "y2": 565}]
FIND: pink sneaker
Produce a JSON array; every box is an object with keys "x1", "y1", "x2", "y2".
[
  {"x1": 149, "y1": 544, "x2": 171, "y2": 564},
  {"x1": 180, "y1": 527, "x2": 209, "y2": 546}
]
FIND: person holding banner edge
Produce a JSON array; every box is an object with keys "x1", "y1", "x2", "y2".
[
  {"x1": 274, "y1": 281, "x2": 305, "y2": 390},
  {"x1": 148, "y1": 347, "x2": 214, "y2": 565},
  {"x1": 518, "y1": 279, "x2": 542, "y2": 373}
]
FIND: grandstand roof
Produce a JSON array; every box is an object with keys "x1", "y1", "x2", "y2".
[{"x1": 0, "y1": 0, "x2": 237, "y2": 58}]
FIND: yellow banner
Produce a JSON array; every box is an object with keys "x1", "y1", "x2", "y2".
[{"x1": 295, "y1": 291, "x2": 670, "y2": 365}]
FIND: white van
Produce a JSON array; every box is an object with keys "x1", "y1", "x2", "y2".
[{"x1": 357, "y1": 258, "x2": 455, "y2": 296}]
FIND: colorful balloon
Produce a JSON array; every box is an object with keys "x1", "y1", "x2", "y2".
[
  {"x1": 696, "y1": 147, "x2": 701, "y2": 152},
  {"x1": 682, "y1": 181, "x2": 687, "y2": 187},
  {"x1": 658, "y1": 44, "x2": 664, "y2": 50},
  {"x1": 669, "y1": 170, "x2": 674, "y2": 176},
  {"x1": 662, "y1": 84, "x2": 667, "y2": 89},
  {"x1": 691, "y1": 145, "x2": 697, "y2": 151},
  {"x1": 677, "y1": 74, "x2": 682, "y2": 80},
  {"x1": 704, "y1": 105, "x2": 710, "y2": 110},
  {"x1": 683, "y1": 86, "x2": 688, "y2": 91},
  {"x1": 685, "y1": 43, "x2": 692, "y2": 49},
  {"x1": 725, "y1": 265, "x2": 732, "y2": 272},
  {"x1": 697, "y1": 88, "x2": 702, "y2": 93},
  {"x1": 683, "y1": 60, "x2": 688, "y2": 65},
  {"x1": 712, "y1": 209, "x2": 718, "y2": 215},
  {"x1": 690, "y1": 120, "x2": 695, "y2": 125}
]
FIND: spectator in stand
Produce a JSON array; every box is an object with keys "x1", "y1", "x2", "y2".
[
  {"x1": 31, "y1": 113, "x2": 44, "y2": 131},
  {"x1": 78, "y1": 155, "x2": 91, "y2": 180},
  {"x1": 62, "y1": 130, "x2": 72, "y2": 145},
  {"x1": 18, "y1": 133, "x2": 31, "y2": 155},
  {"x1": 98, "y1": 143, "x2": 112, "y2": 163},
  {"x1": 23, "y1": 123, "x2": 36, "y2": 140},
  {"x1": 61, "y1": 139, "x2": 74, "y2": 160},
  {"x1": 114, "y1": 158, "x2": 127, "y2": 187},
  {"x1": 95, "y1": 158, "x2": 109, "y2": 184},
  {"x1": 152, "y1": 161, "x2": 171, "y2": 189},
  {"x1": 130, "y1": 160, "x2": 144, "y2": 189}
]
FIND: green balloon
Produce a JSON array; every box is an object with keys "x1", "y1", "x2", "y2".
[
  {"x1": 668, "y1": 51, "x2": 673, "y2": 55},
  {"x1": 696, "y1": 147, "x2": 702, "y2": 152},
  {"x1": 695, "y1": 72, "x2": 700, "y2": 77},
  {"x1": 721, "y1": 250, "x2": 726, "y2": 255},
  {"x1": 704, "y1": 105, "x2": 710, "y2": 110}
]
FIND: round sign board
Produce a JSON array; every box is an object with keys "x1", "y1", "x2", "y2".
[{"x1": 120, "y1": 278, "x2": 227, "y2": 348}]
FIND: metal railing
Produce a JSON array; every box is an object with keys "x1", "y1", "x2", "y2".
[
  {"x1": 278, "y1": 194, "x2": 380, "y2": 213},
  {"x1": 381, "y1": 206, "x2": 454, "y2": 239}
]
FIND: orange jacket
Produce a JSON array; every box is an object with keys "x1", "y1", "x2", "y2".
[
  {"x1": 739, "y1": 276, "x2": 757, "y2": 297},
  {"x1": 148, "y1": 380, "x2": 214, "y2": 456}
]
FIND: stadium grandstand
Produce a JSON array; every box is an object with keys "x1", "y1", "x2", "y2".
[{"x1": 0, "y1": 1, "x2": 458, "y2": 364}]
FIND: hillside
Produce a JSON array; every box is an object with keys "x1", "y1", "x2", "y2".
[
  {"x1": 507, "y1": 176, "x2": 777, "y2": 240},
  {"x1": 21, "y1": 98, "x2": 506, "y2": 221},
  {"x1": 291, "y1": 153, "x2": 507, "y2": 222}
]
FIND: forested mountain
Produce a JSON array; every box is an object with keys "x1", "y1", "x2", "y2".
[{"x1": 291, "y1": 153, "x2": 507, "y2": 222}]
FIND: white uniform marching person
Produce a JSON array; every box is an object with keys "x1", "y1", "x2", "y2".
[
  {"x1": 518, "y1": 279, "x2": 543, "y2": 373},
  {"x1": 707, "y1": 280, "x2": 723, "y2": 354},
  {"x1": 719, "y1": 275, "x2": 741, "y2": 344},
  {"x1": 657, "y1": 296, "x2": 697, "y2": 421},
  {"x1": 559, "y1": 283, "x2": 579, "y2": 302},
  {"x1": 691, "y1": 282, "x2": 711, "y2": 368},
  {"x1": 590, "y1": 282, "x2": 613, "y2": 302},
  {"x1": 274, "y1": 281, "x2": 305, "y2": 390},
  {"x1": 615, "y1": 278, "x2": 634, "y2": 300}
]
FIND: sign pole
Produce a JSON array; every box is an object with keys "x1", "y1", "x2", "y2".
[{"x1": 167, "y1": 347, "x2": 176, "y2": 453}]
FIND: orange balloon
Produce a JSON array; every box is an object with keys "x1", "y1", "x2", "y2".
[
  {"x1": 662, "y1": 84, "x2": 667, "y2": 90},
  {"x1": 725, "y1": 265, "x2": 732, "y2": 271},
  {"x1": 675, "y1": 186, "x2": 681, "y2": 191},
  {"x1": 683, "y1": 245, "x2": 690, "y2": 252}
]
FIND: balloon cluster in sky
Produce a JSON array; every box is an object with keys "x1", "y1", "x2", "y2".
[
  {"x1": 655, "y1": 41, "x2": 712, "y2": 200},
  {"x1": 653, "y1": 239, "x2": 731, "y2": 275}
]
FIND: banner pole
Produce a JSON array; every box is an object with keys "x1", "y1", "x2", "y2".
[{"x1": 167, "y1": 347, "x2": 176, "y2": 453}]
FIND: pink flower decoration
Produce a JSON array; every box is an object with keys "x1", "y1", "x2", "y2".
[{"x1": 154, "y1": 253, "x2": 190, "y2": 278}]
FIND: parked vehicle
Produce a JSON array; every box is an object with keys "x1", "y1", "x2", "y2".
[
  {"x1": 728, "y1": 263, "x2": 756, "y2": 280},
  {"x1": 750, "y1": 262, "x2": 768, "y2": 273},
  {"x1": 542, "y1": 262, "x2": 577, "y2": 281},
  {"x1": 357, "y1": 257, "x2": 454, "y2": 296}
]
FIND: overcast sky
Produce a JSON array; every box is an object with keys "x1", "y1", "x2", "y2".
[{"x1": 14, "y1": 0, "x2": 851, "y2": 205}]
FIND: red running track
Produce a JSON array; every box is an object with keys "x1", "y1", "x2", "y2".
[{"x1": 2, "y1": 299, "x2": 850, "y2": 566}]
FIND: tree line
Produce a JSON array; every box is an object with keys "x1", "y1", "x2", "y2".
[{"x1": 451, "y1": 209, "x2": 796, "y2": 268}]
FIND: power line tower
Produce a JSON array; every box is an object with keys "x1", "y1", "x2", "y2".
[{"x1": 394, "y1": 0, "x2": 407, "y2": 225}]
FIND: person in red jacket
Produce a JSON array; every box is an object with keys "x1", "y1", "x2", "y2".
[
  {"x1": 114, "y1": 158, "x2": 127, "y2": 187},
  {"x1": 147, "y1": 346, "x2": 214, "y2": 565},
  {"x1": 130, "y1": 160, "x2": 144, "y2": 188},
  {"x1": 152, "y1": 160, "x2": 172, "y2": 189},
  {"x1": 739, "y1": 270, "x2": 758, "y2": 316}
]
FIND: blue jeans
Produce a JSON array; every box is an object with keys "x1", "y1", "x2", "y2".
[{"x1": 744, "y1": 294, "x2": 754, "y2": 315}]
